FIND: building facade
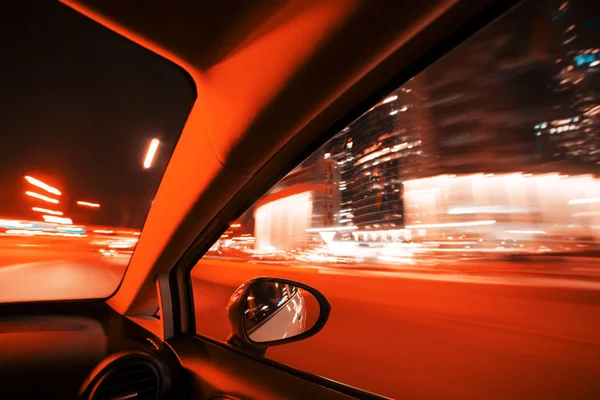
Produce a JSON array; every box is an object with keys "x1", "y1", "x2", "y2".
[{"x1": 535, "y1": 0, "x2": 600, "y2": 168}]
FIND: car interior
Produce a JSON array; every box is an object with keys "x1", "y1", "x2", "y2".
[{"x1": 4, "y1": 0, "x2": 585, "y2": 399}]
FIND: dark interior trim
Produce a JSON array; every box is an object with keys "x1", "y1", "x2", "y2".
[
  {"x1": 171, "y1": 334, "x2": 391, "y2": 400},
  {"x1": 157, "y1": 273, "x2": 175, "y2": 339}
]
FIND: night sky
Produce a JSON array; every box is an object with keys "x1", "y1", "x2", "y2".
[{"x1": 0, "y1": 2, "x2": 195, "y2": 228}]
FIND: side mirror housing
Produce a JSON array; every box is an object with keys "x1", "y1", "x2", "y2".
[{"x1": 226, "y1": 277, "x2": 331, "y2": 356}]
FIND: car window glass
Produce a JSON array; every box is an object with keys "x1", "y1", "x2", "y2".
[
  {"x1": 0, "y1": 3, "x2": 194, "y2": 303},
  {"x1": 192, "y1": 0, "x2": 600, "y2": 398}
]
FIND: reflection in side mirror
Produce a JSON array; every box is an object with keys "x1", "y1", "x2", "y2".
[
  {"x1": 245, "y1": 282, "x2": 313, "y2": 343},
  {"x1": 226, "y1": 277, "x2": 330, "y2": 356}
]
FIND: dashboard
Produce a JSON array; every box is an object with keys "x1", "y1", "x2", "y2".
[{"x1": 0, "y1": 301, "x2": 185, "y2": 400}]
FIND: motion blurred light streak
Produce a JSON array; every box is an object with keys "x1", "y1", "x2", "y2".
[
  {"x1": 143, "y1": 138, "x2": 160, "y2": 169},
  {"x1": 24, "y1": 176, "x2": 61, "y2": 196},
  {"x1": 77, "y1": 201, "x2": 100, "y2": 208},
  {"x1": 568, "y1": 197, "x2": 600, "y2": 205},
  {"x1": 403, "y1": 173, "x2": 600, "y2": 240},
  {"x1": 4, "y1": 229, "x2": 85, "y2": 237},
  {"x1": 32, "y1": 207, "x2": 63, "y2": 215},
  {"x1": 382, "y1": 95, "x2": 398, "y2": 104},
  {"x1": 42, "y1": 215, "x2": 73, "y2": 225},
  {"x1": 306, "y1": 225, "x2": 358, "y2": 232},
  {"x1": 255, "y1": 192, "x2": 312, "y2": 251},
  {"x1": 26, "y1": 191, "x2": 59, "y2": 204},
  {"x1": 405, "y1": 220, "x2": 497, "y2": 229}
]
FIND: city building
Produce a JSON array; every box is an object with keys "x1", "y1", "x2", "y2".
[
  {"x1": 251, "y1": 0, "x2": 600, "y2": 250},
  {"x1": 535, "y1": 0, "x2": 600, "y2": 168},
  {"x1": 252, "y1": 149, "x2": 339, "y2": 251},
  {"x1": 327, "y1": 78, "x2": 430, "y2": 231},
  {"x1": 326, "y1": 129, "x2": 355, "y2": 229}
]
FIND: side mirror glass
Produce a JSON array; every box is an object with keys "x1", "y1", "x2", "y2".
[{"x1": 226, "y1": 277, "x2": 330, "y2": 356}]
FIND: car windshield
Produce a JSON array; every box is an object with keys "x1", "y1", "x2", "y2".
[{"x1": 0, "y1": 3, "x2": 194, "y2": 302}]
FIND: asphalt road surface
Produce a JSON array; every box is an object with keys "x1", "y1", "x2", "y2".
[
  {"x1": 0, "y1": 237, "x2": 127, "y2": 302},
  {"x1": 2, "y1": 237, "x2": 600, "y2": 398},
  {"x1": 193, "y1": 259, "x2": 600, "y2": 400}
]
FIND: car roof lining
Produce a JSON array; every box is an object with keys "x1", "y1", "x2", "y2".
[{"x1": 60, "y1": 0, "x2": 517, "y2": 317}]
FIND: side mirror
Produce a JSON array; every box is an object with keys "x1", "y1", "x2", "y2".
[{"x1": 226, "y1": 277, "x2": 331, "y2": 356}]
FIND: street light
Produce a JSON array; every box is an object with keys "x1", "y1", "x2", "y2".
[
  {"x1": 26, "y1": 191, "x2": 59, "y2": 204},
  {"x1": 143, "y1": 138, "x2": 160, "y2": 169},
  {"x1": 77, "y1": 201, "x2": 100, "y2": 208},
  {"x1": 24, "y1": 176, "x2": 61, "y2": 196},
  {"x1": 32, "y1": 207, "x2": 63, "y2": 216}
]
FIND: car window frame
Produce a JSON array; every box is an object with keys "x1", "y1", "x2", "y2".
[
  {"x1": 153, "y1": 0, "x2": 524, "y2": 393},
  {"x1": 0, "y1": 0, "x2": 197, "y2": 313},
  {"x1": 168, "y1": 0, "x2": 521, "y2": 338}
]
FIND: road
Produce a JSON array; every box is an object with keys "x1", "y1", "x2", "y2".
[
  {"x1": 193, "y1": 259, "x2": 600, "y2": 399},
  {"x1": 2, "y1": 237, "x2": 600, "y2": 398},
  {"x1": 0, "y1": 237, "x2": 127, "y2": 302}
]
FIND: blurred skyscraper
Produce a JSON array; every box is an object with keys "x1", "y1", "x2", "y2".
[{"x1": 535, "y1": 0, "x2": 600, "y2": 168}]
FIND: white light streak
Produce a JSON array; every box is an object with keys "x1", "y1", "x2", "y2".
[
  {"x1": 568, "y1": 197, "x2": 600, "y2": 205},
  {"x1": 42, "y1": 215, "x2": 73, "y2": 225},
  {"x1": 405, "y1": 220, "x2": 496, "y2": 229},
  {"x1": 382, "y1": 95, "x2": 398, "y2": 104},
  {"x1": 77, "y1": 201, "x2": 100, "y2": 208},
  {"x1": 26, "y1": 191, "x2": 59, "y2": 204},
  {"x1": 143, "y1": 138, "x2": 160, "y2": 169},
  {"x1": 24, "y1": 176, "x2": 61, "y2": 195},
  {"x1": 32, "y1": 207, "x2": 62, "y2": 215}
]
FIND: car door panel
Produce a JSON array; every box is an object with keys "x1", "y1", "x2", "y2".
[{"x1": 169, "y1": 335, "x2": 387, "y2": 400}]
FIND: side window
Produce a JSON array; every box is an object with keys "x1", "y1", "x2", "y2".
[{"x1": 192, "y1": 0, "x2": 600, "y2": 398}]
